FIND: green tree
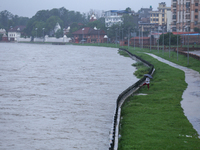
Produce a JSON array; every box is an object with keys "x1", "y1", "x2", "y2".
[
  {"x1": 194, "y1": 27, "x2": 200, "y2": 33},
  {"x1": 125, "y1": 7, "x2": 131, "y2": 13},
  {"x1": 24, "y1": 7, "x2": 87, "y2": 37},
  {"x1": 159, "y1": 32, "x2": 181, "y2": 45},
  {"x1": 45, "y1": 16, "x2": 63, "y2": 36},
  {"x1": 86, "y1": 17, "x2": 106, "y2": 30},
  {"x1": 55, "y1": 29, "x2": 63, "y2": 38},
  {"x1": 30, "y1": 21, "x2": 46, "y2": 37}
]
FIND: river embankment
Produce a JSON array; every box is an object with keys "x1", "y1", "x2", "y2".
[{"x1": 118, "y1": 47, "x2": 200, "y2": 150}]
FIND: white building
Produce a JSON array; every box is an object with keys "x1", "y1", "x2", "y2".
[
  {"x1": 8, "y1": 26, "x2": 26, "y2": 41},
  {"x1": 54, "y1": 22, "x2": 61, "y2": 33},
  {"x1": 104, "y1": 10, "x2": 129, "y2": 27},
  {"x1": 0, "y1": 28, "x2": 6, "y2": 35}
]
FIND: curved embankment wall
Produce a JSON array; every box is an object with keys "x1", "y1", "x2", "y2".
[{"x1": 109, "y1": 48, "x2": 155, "y2": 150}]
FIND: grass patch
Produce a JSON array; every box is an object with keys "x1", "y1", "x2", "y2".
[
  {"x1": 118, "y1": 49, "x2": 200, "y2": 149},
  {"x1": 132, "y1": 62, "x2": 150, "y2": 78},
  {"x1": 127, "y1": 46, "x2": 200, "y2": 74}
]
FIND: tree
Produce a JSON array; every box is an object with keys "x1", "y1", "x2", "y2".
[
  {"x1": 24, "y1": 7, "x2": 87, "y2": 37},
  {"x1": 31, "y1": 21, "x2": 46, "y2": 37},
  {"x1": 121, "y1": 14, "x2": 136, "y2": 39},
  {"x1": 45, "y1": 16, "x2": 63, "y2": 36},
  {"x1": 194, "y1": 27, "x2": 200, "y2": 33},
  {"x1": 125, "y1": 7, "x2": 131, "y2": 13},
  {"x1": 55, "y1": 29, "x2": 63, "y2": 38},
  {"x1": 108, "y1": 24, "x2": 121, "y2": 41},
  {"x1": 0, "y1": 10, "x2": 29, "y2": 31},
  {"x1": 159, "y1": 33, "x2": 181, "y2": 45},
  {"x1": 86, "y1": 17, "x2": 106, "y2": 31}
]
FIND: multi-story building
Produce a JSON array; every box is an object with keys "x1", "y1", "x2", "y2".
[
  {"x1": 150, "y1": 2, "x2": 171, "y2": 29},
  {"x1": 171, "y1": 0, "x2": 200, "y2": 32},
  {"x1": 138, "y1": 7, "x2": 153, "y2": 22},
  {"x1": 103, "y1": 10, "x2": 129, "y2": 27}
]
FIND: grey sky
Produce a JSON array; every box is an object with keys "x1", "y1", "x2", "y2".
[{"x1": 0, "y1": 0, "x2": 171, "y2": 18}]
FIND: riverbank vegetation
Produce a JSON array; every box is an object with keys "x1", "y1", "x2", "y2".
[
  {"x1": 81, "y1": 43, "x2": 200, "y2": 149},
  {"x1": 118, "y1": 48, "x2": 200, "y2": 149}
]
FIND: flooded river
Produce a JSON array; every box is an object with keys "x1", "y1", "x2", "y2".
[{"x1": 0, "y1": 43, "x2": 137, "y2": 150}]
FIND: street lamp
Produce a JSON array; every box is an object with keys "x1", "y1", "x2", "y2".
[
  {"x1": 128, "y1": 27, "x2": 130, "y2": 49},
  {"x1": 177, "y1": 28, "x2": 179, "y2": 61},
  {"x1": 150, "y1": 26, "x2": 152, "y2": 51},
  {"x1": 42, "y1": 28, "x2": 45, "y2": 42},
  {"x1": 98, "y1": 28, "x2": 100, "y2": 45},
  {"x1": 122, "y1": 28, "x2": 124, "y2": 47},
  {"x1": 162, "y1": 26, "x2": 165, "y2": 55},
  {"x1": 142, "y1": 26, "x2": 143, "y2": 49},
  {"x1": 35, "y1": 28, "x2": 38, "y2": 38},
  {"x1": 82, "y1": 28, "x2": 84, "y2": 44},
  {"x1": 139, "y1": 26, "x2": 141, "y2": 50},
  {"x1": 157, "y1": 26, "x2": 160, "y2": 53},
  {"x1": 115, "y1": 28, "x2": 118, "y2": 47},
  {"x1": 168, "y1": 29, "x2": 171, "y2": 58},
  {"x1": 184, "y1": 26, "x2": 189, "y2": 65},
  {"x1": 134, "y1": 28, "x2": 135, "y2": 50},
  {"x1": 107, "y1": 28, "x2": 109, "y2": 46}
]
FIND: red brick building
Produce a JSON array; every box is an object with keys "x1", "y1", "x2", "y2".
[
  {"x1": 72, "y1": 27, "x2": 106, "y2": 43},
  {"x1": 130, "y1": 37, "x2": 153, "y2": 46}
]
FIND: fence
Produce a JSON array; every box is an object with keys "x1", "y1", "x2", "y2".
[
  {"x1": 109, "y1": 48, "x2": 155, "y2": 150},
  {"x1": 131, "y1": 44, "x2": 200, "y2": 61}
]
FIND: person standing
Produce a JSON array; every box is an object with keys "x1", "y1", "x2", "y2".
[{"x1": 140, "y1": 76, "x2": 151, "y2": 90}]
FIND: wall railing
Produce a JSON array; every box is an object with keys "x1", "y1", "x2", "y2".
[{"x1": 109, "y1": 48, "x2": 155, "y2": 150}]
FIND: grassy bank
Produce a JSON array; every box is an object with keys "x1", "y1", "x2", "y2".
[{"x1": 118, "y1": 48, "x2": 200, "y2": 149}]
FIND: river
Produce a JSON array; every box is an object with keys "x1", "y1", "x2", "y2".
[{"x1": 0, "y1": 43, "x2": 137, "y2": 150}]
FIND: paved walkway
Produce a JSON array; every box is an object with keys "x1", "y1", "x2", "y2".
[
  {"x1": 190, "y1": 50, "x2": 200, "y2": 57},
  {"x1": 146, "y1": 53, "x2": 200, "y2": 136}
]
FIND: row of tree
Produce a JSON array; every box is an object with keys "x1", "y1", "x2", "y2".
[
  {"x1": 0, "y1": 10, "x2": 29, "y2": 31},
  {"x1": 0, "y1": 7, "x2": 136, "y2": 39},
  {"x1": 0, "y1": 7, "x2": 182, "y2": 45}
]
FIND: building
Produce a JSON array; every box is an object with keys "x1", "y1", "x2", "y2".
[
  {"x1": 103, "y1": 10, "x2": 130, "y2": 27},
  {"x1": 54, "y1": 22, "x2": 61, "y2": 33},
  {"x1": 171, "y1": 0, "x2": 200, "y2": 32},
  {"x1": 90, "y1": 14, "x2": 97, "y2": 22},
  {"x1": 72, "y1": 27, "x2": 106, "y2": 43},
  {"x1": 150, "y1": 2, "x2": 171, "y2": 27},
  {"x1": 8, "y1": 26, "x2": 26, "y2": 41},
  {"x1": 139, "y1": 23, "x2": 159, "y2": 33},
  {"x1": 0, "y1": 28, "x2": 6, "y2": 35},
  {"x1": 138, "y1": 7, "x2": 153, "y2": 23},
  {"x1": 2, "y1": 34, "x2": 8, "y2": 42}
]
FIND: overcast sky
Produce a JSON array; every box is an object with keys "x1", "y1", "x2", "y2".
[{"x1": 0, "y1": 0, "x2": 171, "y2": 18}]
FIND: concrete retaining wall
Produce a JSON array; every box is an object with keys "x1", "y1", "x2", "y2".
[{"x1": 109, "y1": 48, "x2": 155, "y2": 150}]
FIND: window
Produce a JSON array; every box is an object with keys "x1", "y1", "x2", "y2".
[
  {"x1": 186, "y1": 2, "x2": 190, "y2": 8},
  {"x1": 195, "y1": 3, "x2": 198, "y2": 6},
  {"x1": 195, "y1": 9, "x2": 198, "y2": 12},
  {"x1": 195, "y1": 15, "x2": 198, "y2": 19}
]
